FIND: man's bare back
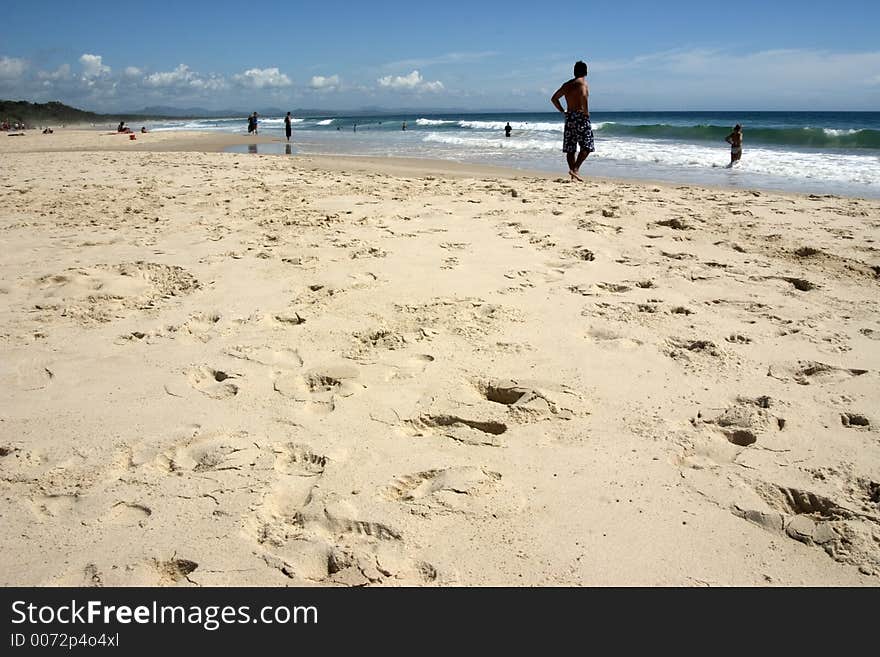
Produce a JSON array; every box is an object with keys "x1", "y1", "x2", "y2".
[{"x1": 551, "y1": 77, "x2": 589, "y2": 116}]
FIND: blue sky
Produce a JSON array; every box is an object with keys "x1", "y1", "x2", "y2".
[{"x1": 1, "y1": 0, "x2": 878, "y2": 112}]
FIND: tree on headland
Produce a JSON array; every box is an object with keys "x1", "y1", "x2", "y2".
[{"x1": 0, "y1": 100, "x2": 155, "y2": 127}]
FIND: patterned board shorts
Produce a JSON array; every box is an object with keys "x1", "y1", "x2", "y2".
[{"x1": 563, "y1": 111, "x2": 595, "y2": 154}]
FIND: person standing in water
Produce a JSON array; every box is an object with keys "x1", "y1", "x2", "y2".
[
  {"x1": 504, "y1": 122, "x2": 512, "y2": 138},
  {"x1": 725, "y1": 124, "x2": 743, "y2": 166},
  {"x1": 285, "y1": 112, "x2": 293, "y2": 141},
  {"x1": 550, "y1": 60, "x2": 595, "y2": 182}
]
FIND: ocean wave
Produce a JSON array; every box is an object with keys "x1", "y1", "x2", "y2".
[
  {"x1": 597, "y1": 123, "x2": 880, "y2": 149},
  {"x1": 315, "y1": 119, "x2": 334, "y2": 125},
  {"x1": 416, "y1": 118, "x2": 456, "y2": 126},
  {"x1": 593, "y1": 139, "x2": 880, "y2": 186},
  {"x1": 423, "y1": 132, "x2": 559, "y2": 152},
  {"x1": 458, "y1": 120, "x2": 563, "y2": 132}
]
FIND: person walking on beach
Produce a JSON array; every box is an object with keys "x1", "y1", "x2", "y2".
[
  {"x1": 725, "y1": 124, "x2": 743, "y2": 167},
  {"x1": 285, "y1": 112, "x2": 293, "y2": 141},
  {"x1": 247, "y1": 113, "x2": 255, "y2": 135},
  {"x1": 504, "y1": 122, "x2": 512, "y2": 138},
  {"x1": 551, "y1": 60, "x2": 595, "y2": 182}
]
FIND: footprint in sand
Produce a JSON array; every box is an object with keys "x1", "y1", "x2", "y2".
[
  {"x1": 271, "y1": 443, "x2": 328, "y2": 476},
  {"x1": 386, "y1": 466, "x2": 501, "y2": 503},
  {"x1": 767, "y1": 360, "x2": 868, "y2": 385},
  {"x1": 30, "y1": 493, "x2": 82, "y2": 519},
  {"x1": 585, "y1": 326, "x2": 643, "y2": 350},
  {"x1": 159, "y1": 431, "x2": 258, "y2": 473},
  {"x1": 153, "y1": 557, "x2": 200, "y2": 585},
  {"x1": 478, "y1": 378, "x2": 575, "y2": 420},
  {"x1": 665, "y1": 338, "x2": 723, "y2": 363},
  {"x1": 184, "y1": 366, "x2": 240, "y2": 399},
  {"x1": 273, "y1": 363, "x2": 362, "y2": 415},
  {"x1": 3, "y1": 362, "x2": 54, "y2": 391},
  {"x1": 102, "y1": 501, "x2": 152, "y2": 526},
  {"x1": 840, "y1": 413, "x2": 871, "y2": 429},
  {"x1": 732, "y1": 481, "x2": 880, "y2": 574},
  {"x1": 381, "y1": 354, "x2": 435, "y2": 381},
  {"x1": 225, "y1": 345, "x2": 303, "y2": 369},
  {"x1": 564, "y1": 246, "x2": 596, "y2": 262},
  {"x1": 408, "y1": 414, "x2": 508, "y2": 447}
]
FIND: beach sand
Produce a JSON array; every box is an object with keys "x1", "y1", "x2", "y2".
[{"x1": 1, "y1": 129, "x2": 879, "y2": 586}]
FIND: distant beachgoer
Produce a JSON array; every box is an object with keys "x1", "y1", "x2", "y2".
[
  {"x1": 725, "y1": 124, "x2": 743, "y2": 166},
  {"x1": 551, "y1": 60, "x2": 595, "y2": 182},
  {"x1": 140, "y1": 126, "x2": 147, "y2": 134},
  {"x1": 402, "y1": 121, "x2": 407, "y2": 131},
  {"x1": 285, "y1": 112, "x2": 292, "y2": 141},
  {"x1": 253, "y1": 112, "x2": 259, "y2": 135},
  {"x1": 42, "y1": 127, "x2": 53, "y2": 134},
  {"x1": 353, "y1": 123, "x2": 357, "y2": 132},
  {"x1": 505, "y1": 122, "x2": 512, "y2": 138},
  {"x1": 117, "y1": 121, "x2": 126, "y2": 132}
]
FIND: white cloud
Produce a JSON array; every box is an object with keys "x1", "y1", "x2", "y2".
[
  {"x1": 310, "y1": 74, "x2": 340, "y2": 90},
  {"x1": 377, "y1": 69, "x2": 444, "y2": 92},
  {"x1": 80, "y1": 53, "x2": 110, "y2": 78},
  {"x1": 232, "y1": 67, "x2": 291, "y2": 89},
  {"x1": 124, "y1": 66, "x2": 142, "y2": 77},
  {"x1": 0, "y1": 56, "x2": 27, "y2": 79},
  {"x1": 144, "y1": 64, "x2": 227, "y2": 91},
  {"x1": 37, "y1": 64, "x2": 71, "y2": 81}
]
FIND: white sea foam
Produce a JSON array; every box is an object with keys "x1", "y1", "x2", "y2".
[
  {"x1": 458, "y1": 120, "x2": 562, "y2": 132},
  {"x1": 423, "y1": 132, "x2": 559, "y2": 152},
  {"x1": 596, "y1": 138, "x2": 880, "y2": 187},
  {"x1": 315, "y1": 119, "x2": 334, "y2": 125},
  {"x1": 822, "y1": 128, "x2": 859, "y2": 136},
  {"x1": 416, "y1": 118, "x2": 456, "y2": 126}
]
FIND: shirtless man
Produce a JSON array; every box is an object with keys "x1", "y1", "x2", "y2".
[
  {"x1": 725, "y1": 124, "x2": 743, "y2": 166},
  {"x1": 551, "y1": 60, "x2": 595, "y2": 181}
]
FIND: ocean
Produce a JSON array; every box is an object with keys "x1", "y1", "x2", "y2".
[{"x1": 145, "y1": 111, "x2": 880, "y2": 198}]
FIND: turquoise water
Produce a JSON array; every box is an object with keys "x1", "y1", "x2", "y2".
[{"x1": 148, "y1": 111, "x2": 880, "y2": 198}]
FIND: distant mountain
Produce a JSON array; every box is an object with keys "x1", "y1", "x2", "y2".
[{"x1": 132, "y1": 106, "x2": 246, "y2": 118}]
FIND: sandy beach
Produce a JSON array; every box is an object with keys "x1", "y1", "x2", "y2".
[{"x1": 1, "y1": 128, "x2": 878, "y2": 586}]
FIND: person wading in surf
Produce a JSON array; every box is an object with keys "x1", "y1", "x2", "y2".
[
  {"x1": 725, "y1": 124, "x2": 743, "y2": 167},
  {"x1": 551, "y1": 60, "x2": 595, "y2": 182}
]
